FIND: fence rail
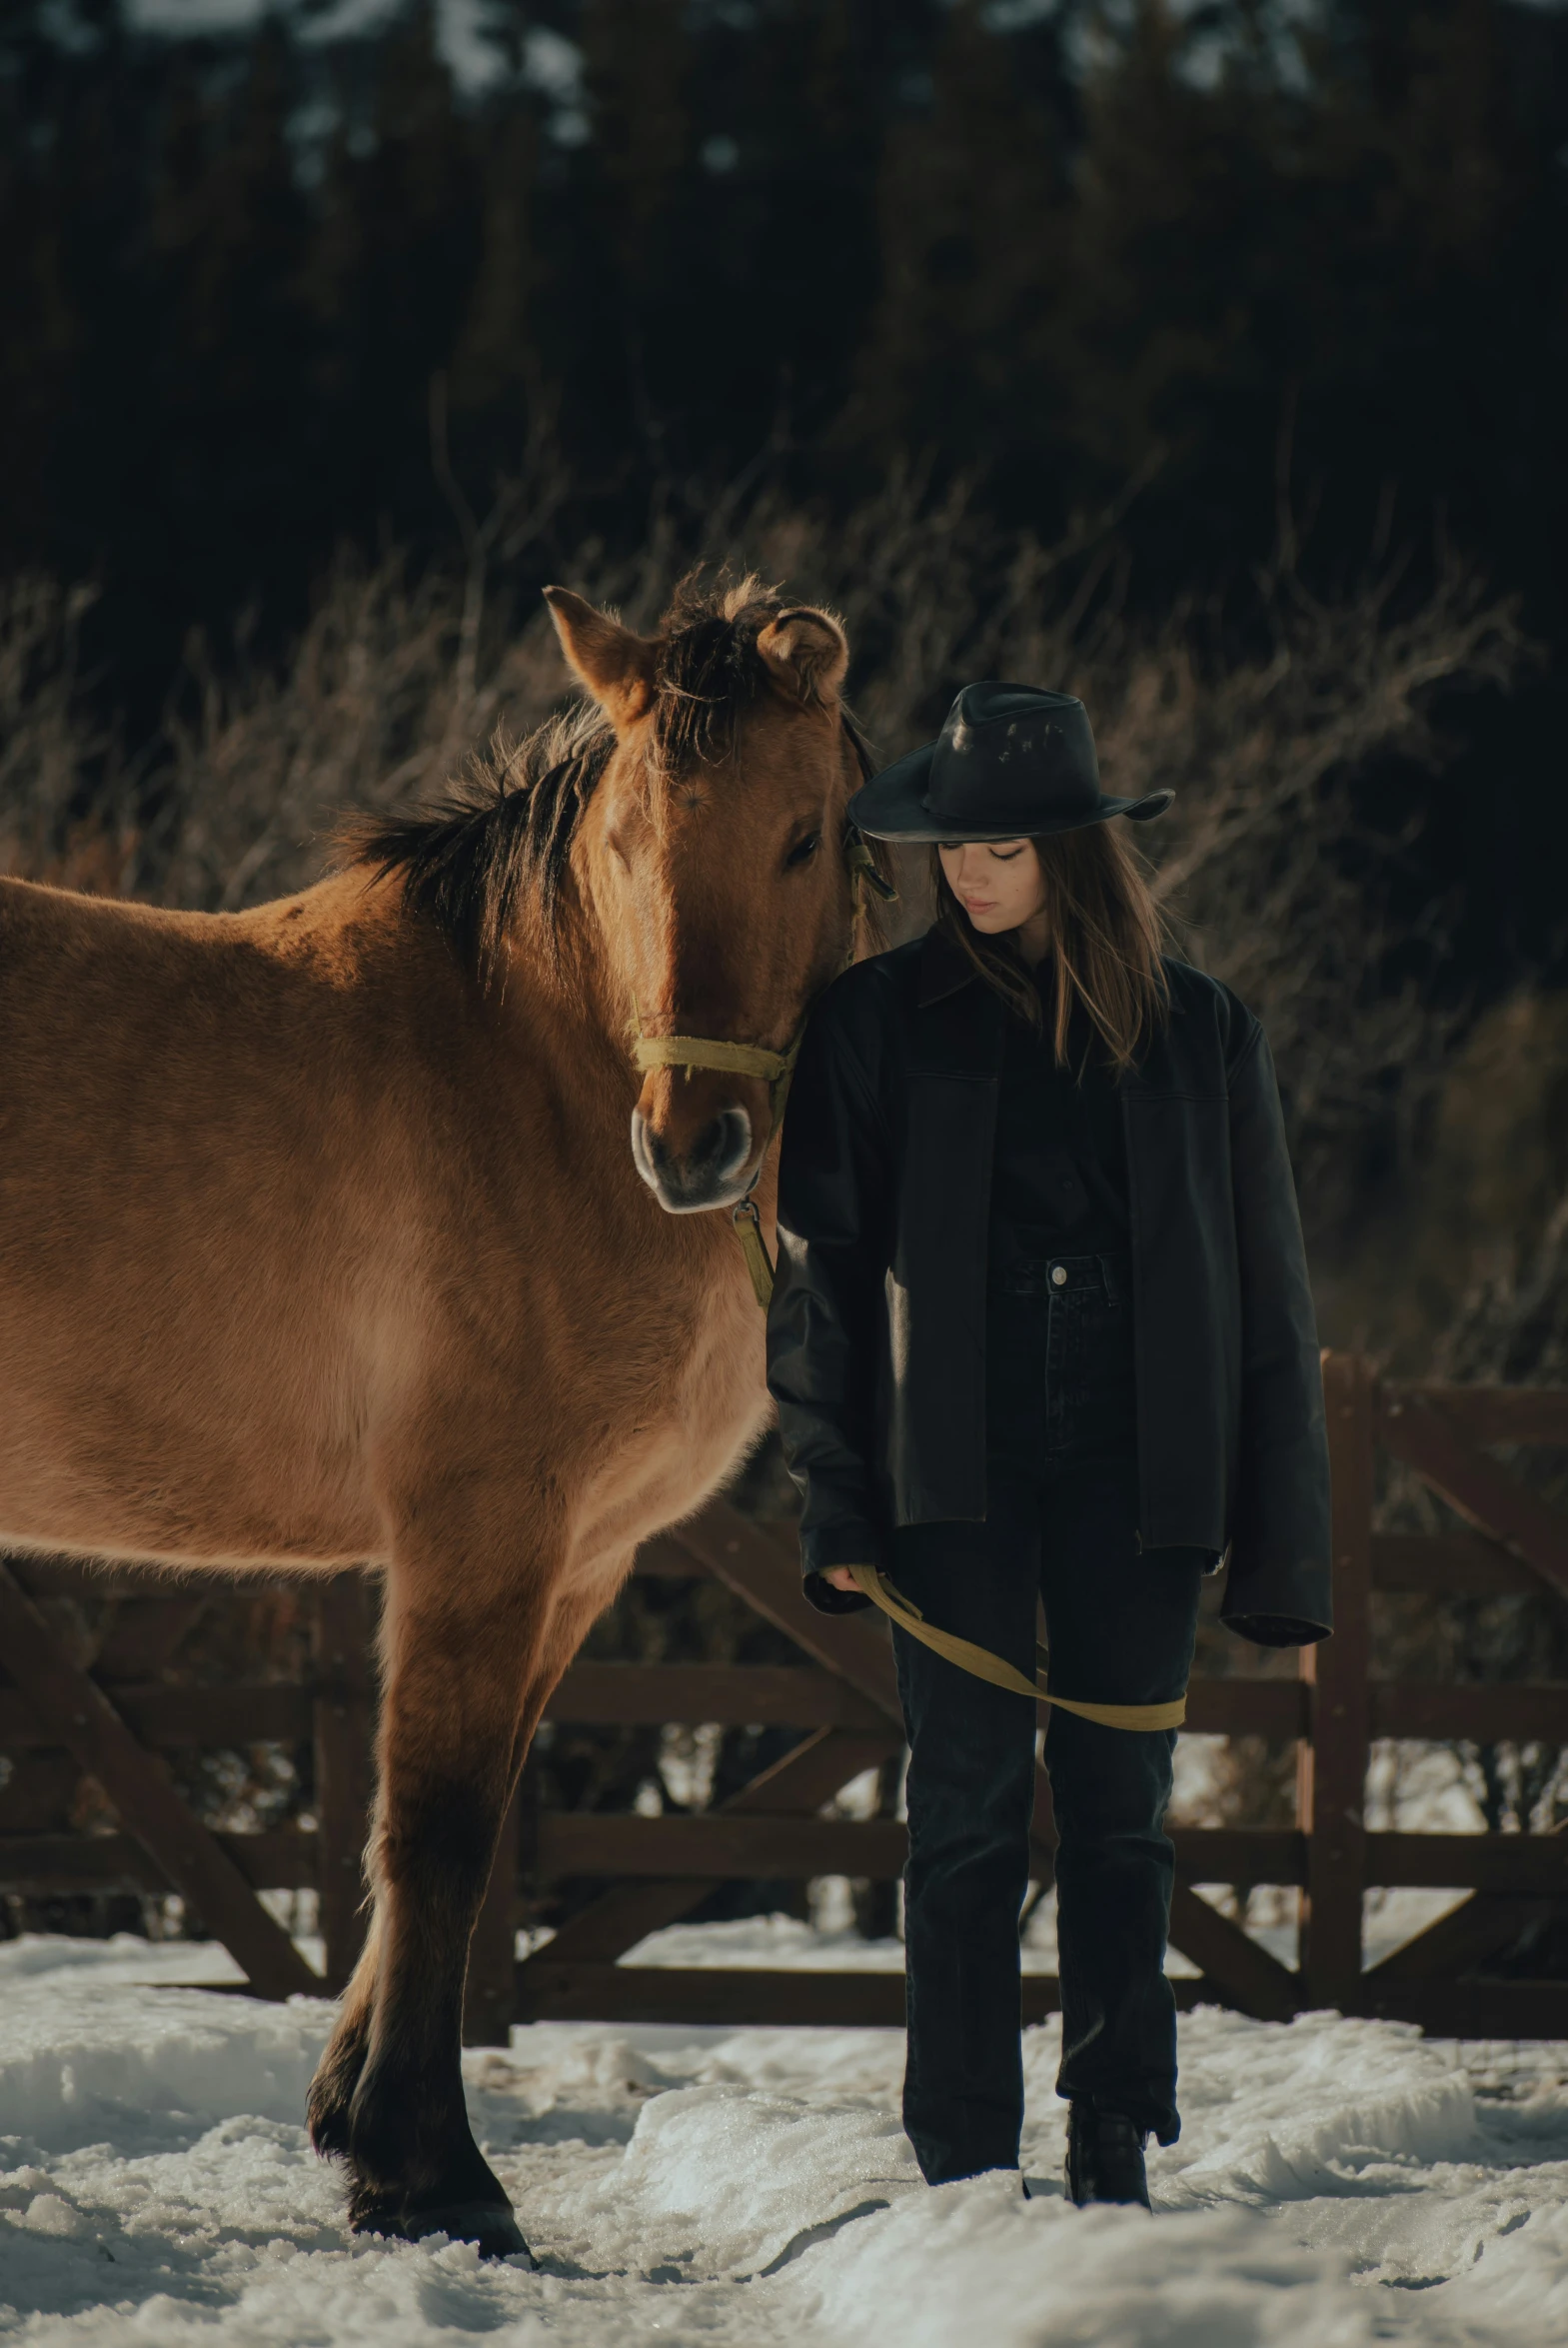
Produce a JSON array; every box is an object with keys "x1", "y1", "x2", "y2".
[{"x1": 3, "y1": 1351, "x2": 1567, "y2": 2037}]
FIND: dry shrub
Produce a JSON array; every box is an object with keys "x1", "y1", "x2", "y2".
[
  {"x1": 142, "y1": 554, "x2": 569, "y2": 912},
  {"x1": 0, "y1": 478, "x2": 1536, "y2": 1922},
  {"x1": 0, "y1": 483, "x2": 1531, "y2": 1368},
  {"x1": 639, "y1": 474, "x2": 1524, "y2": 1239},
  {"x1": 0, "y1": 578, "x2": 136, "y2": 893},
  {"x1": 0, "y1": 483, "x2": 1531, "y2": 1294},
  {"x1": 2, "y1": 474, "x2": 1524, "y2": 1099},
  {"x1": 1355, "y1": 1021, "x2": 1568, "y2": 1936}
]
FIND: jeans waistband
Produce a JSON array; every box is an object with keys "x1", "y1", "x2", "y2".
[{"x1": 987, "y1": 1226, "x2": 1130, "y2": 1304}]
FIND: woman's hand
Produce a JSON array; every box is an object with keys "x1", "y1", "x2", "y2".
[{"x1": 824, "y1": 1565, "x2": 862, "y2": 1592}]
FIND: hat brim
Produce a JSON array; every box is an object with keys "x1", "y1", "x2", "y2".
[{"x1": 847, "y1": 740, "x2": 1174, "y2": 842}]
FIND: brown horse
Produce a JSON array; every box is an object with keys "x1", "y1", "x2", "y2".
[{"x1": 0, "y1": 577, "x2": 881, "y2": 2259}]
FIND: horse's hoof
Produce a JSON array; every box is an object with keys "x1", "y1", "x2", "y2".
[{"x1": 403, "y1": 2201, "x2": 535, "y2": 2264}]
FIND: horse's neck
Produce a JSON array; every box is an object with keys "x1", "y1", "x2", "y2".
[{"x1": 510, "y1": 896, "x2": 628, "y2": 1057}]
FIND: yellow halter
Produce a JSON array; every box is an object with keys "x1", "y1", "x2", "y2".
[
  {"x1": 629, "y1": 1025, "x2": 802, "y2": 1310},
  {"x1": 631, "y1": 1029, "x2": 802, "y2": 1126}
]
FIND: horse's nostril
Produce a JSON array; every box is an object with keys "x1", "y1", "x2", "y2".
[
  {"x1": 697, "y1": 1110, "x2": 752, "y2": 1182},
  {"x1": 631, "y1": 1106, "x2": 753, "y2": 1210}
]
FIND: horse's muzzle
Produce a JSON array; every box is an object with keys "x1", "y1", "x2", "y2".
[{"x1": 631, "y1": 1105, "x2": 755, "y2": 1212}]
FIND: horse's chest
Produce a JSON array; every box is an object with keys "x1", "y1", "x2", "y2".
[
  {"x1": 655, "y1": 1268, "x2": 766, "y2": 1441},
  {"x1": 568, "y1": 1263, "x2": 768, "y2": 1558}
]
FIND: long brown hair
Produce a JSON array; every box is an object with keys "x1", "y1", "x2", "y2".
[{"x1": 930, "y1": 822, "x2": 1169, "y2": 1072}]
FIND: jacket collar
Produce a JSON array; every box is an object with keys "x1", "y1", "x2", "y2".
[{"x1": 916, "y1": 925, "x2": 979, "y2": 1007}]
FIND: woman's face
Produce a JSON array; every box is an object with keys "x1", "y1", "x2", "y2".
[{"x1": 937, "y1": 839, "x2": 1046, "y2": 937}]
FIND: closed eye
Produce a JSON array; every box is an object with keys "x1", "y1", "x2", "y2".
[
  {"x1": 938, "y1": 840, "x2": 1025, "y2": 862},
  {"x1": 784, "y1": 831, "x2": 822, "y2": 869}
]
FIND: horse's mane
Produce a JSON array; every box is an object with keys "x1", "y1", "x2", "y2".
[{"x1": 350, "y1": 574, "x2": 869, "y2": 988}]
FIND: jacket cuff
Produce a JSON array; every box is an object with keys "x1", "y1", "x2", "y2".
[
  {"x1": 798, "y1": 1519, "x2": 887, "y2": 1614},
  {"x1": 1220, "y1": 1551, "x2": 1332, "y2": 1643},
  {"x1": 1226, "y1": 1611, "x2": 1328, "y2": 1649},
  {"x1": 799, "y1": 1518, "x2": 889, "y2": 1578}
]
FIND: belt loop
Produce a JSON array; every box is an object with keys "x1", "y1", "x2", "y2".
[{"x1": 1098, "y1": 1252, "x2": 1123, "y2": 1305}]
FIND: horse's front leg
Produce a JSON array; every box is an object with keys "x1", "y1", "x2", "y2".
[{"x1": 323, "y1": 1517, "x2": 556, "y2": 2259}]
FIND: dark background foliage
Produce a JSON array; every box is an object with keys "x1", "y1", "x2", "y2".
[{"x1": 3, "y1": 0, "x2": 1565, "y2": 970}]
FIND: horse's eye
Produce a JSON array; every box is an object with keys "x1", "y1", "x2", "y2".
[{"x1": 784, "y1": 832, "x2": 822, "y2": 869}]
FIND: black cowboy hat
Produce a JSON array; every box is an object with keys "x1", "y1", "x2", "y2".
[{"x1": 847, "y1": 681, "x2": 1174, "y2": 843}]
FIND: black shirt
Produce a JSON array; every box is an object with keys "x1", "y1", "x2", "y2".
[{"x1": 988, "y1": 1003, "x2": 1128, "y2": 1253}]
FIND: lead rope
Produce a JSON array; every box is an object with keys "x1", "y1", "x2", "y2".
[{"x1": 845, "y1": 1564, "x2": 1187, "y2": 1729}]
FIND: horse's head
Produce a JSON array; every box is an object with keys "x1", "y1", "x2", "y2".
[{"x1": 546, "y1": 580, "x2": 872, "y2": 1214}]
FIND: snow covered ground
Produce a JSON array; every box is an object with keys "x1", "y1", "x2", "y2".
[{"x1": 3, "y1": 1930, "x2": 1568, "y2": 2346}]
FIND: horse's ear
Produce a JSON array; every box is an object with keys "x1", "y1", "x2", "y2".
[
  {"x1": 543, "y1": 587, "x2": 658, "y2": 729},
  {"x1": 757, "y1": 607, "x2": 848, "y2": 705}
]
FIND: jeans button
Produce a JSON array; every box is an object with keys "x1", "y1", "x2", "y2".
[{"x1": 1050, "y1": 1263, "x2": 1067, "y2": 1287}]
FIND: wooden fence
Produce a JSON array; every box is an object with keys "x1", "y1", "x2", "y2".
[{"x1": 3, "y1": 1352, "x2": 1567, "y2": 2038}]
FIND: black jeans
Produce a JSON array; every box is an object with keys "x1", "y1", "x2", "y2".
[{"x1": 891, "y1": 1247, "x2": 1206, "y2": 2184}]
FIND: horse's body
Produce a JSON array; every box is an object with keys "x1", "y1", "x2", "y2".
[
  {"x1": 0, "y1": 867, "x2": 762, "y2": 1585},
  {"x1": 0, "y1": 579, "x2": 871, "y2": 2256}
]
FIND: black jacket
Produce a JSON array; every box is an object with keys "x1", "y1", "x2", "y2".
[{"x1": 767, "y1": 929, "x2": 1332, "y2": 1645}]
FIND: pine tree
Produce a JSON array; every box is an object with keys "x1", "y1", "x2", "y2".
[{"x1": 841, "y1": 0, "x2": 1075, "y2": 504}]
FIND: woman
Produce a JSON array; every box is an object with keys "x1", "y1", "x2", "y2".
[{"x1": 767, "y1": 682, "x2": 1332, "y2": 2210}]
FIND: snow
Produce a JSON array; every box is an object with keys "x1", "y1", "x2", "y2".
[
  {"x1": 629, "y1": 1887, "x2": 1483, "y2": 1981},
  {"x1": 3, "y1": 1932, "x2": 1568, "y2": 2344}
]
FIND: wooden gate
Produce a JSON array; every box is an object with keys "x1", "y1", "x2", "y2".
[{"x1": 3, "y1": 1353, "x2": 1566, "y2": 2036}]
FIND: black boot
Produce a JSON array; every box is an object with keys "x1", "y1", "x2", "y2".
[{"x1": 1064, "y1": 2103, "x2": 1151, "y2": 2210}]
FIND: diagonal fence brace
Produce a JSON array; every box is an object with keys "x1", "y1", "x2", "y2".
[{"x1": 0, "y1": 1561, "x2": 318, "y2": 1998}]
